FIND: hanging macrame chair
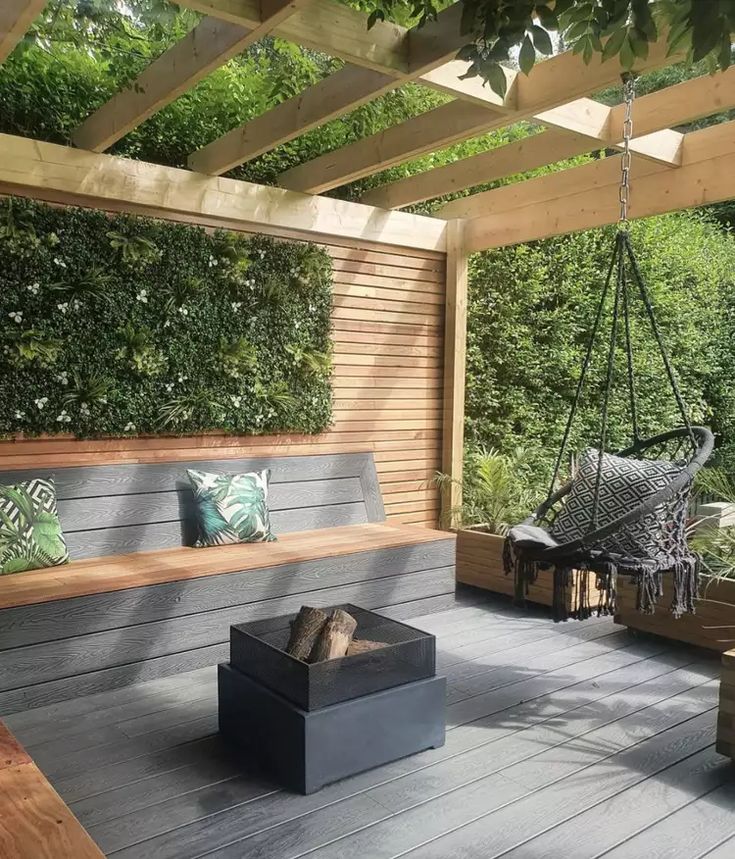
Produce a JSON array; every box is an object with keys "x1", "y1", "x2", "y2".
[{"x1": 503, "y1": 76, "x2": 715, "y2": 622}]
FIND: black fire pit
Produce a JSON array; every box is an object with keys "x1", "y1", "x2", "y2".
[{"x1": 218, "y1": 604, "x2": 446, "y2": 794}]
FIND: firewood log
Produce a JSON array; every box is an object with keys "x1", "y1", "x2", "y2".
[
  {"x1": 309, "y1": 608, "x2": 357, "y2": 662},
  {"x1": 346, "y1": 639, "x2": 388, "y2": 656},
  {"x1": 285, "y1": 606, "x2": 329, "y2": 661}
]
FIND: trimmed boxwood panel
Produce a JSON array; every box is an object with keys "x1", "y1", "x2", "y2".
[{"x1": 0, "y1": 197, "x2": 333, "y2": 438}]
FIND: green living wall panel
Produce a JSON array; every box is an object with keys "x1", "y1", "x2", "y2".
[{"x1": 0, "y1": 197, "x2": 333, "y2": 438}]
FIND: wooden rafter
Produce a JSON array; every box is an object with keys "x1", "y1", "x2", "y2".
[
  {"x1": 179, "y1": 0, "x2": 517, "y2": 104},
  {"x1": 72, "y1": 1, "x2": 311, "y2": 153},
  {"x1": 428, "y1": 69, "x2": 735, "y2": 218},
  {"x1": 177, "y1": 0, "x2": 410, "y2": 73},
  {"x1": 276, "y1": 33, "x2": 683, "y2": 195},
  {"x1": 463, "y1": 120, "x2": 735, "y2": 253},
  {"x1": 188, "y1": 3, "x2": 480, "y2": 176},
  {"x1": 188, "y1": 66, "x2": 397, "y2": 175},
  {"x1": 0, "y1": 133, "x2": 447, "y2": 252},
  {"x1": 0, "y1": 0, "x2": 46, "y2": 64}
]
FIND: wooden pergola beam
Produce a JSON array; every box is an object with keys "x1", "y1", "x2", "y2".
[
  {"x1": 188, "y1": 3, "x2": 491, "y2": 176},
  {"x1": 362, "y1": 65, "x2": 735, "y2": 212},
  {"x1": 72, "y1": 1, "x2": 310, "y2": 153},
  {"x1": 0, "y1": 134, "x2": 447, "y2": 252},
  {"x1": 189, "y1": 67, "x2": 397, "y2": 175},
  {"x1": 463, "y1": 120, "x2": 735, "y2": 253},
  {"x1": 0, "y1": 0, "x2": 46, "y2": 63},
  {"x1": 179, "y1": 0, "x2": 516, "y2": 104},
  {"x1": 277, "y1": 33, "x2": 683, "y2": 195},
  {"x1": 177, "y1": 0, "x2": 410, "y2": 74}
]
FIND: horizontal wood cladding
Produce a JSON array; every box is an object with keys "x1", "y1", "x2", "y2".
[{"x1": 0, "y1": 235, "x2": 446, "y2": 529}]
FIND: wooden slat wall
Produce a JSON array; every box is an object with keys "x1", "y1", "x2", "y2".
[{"x1": 0, "y1": 230, "x2": 445, "y2": 529}]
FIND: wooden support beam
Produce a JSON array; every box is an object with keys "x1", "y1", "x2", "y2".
[
  {"x1": 464, "y1": 120, "x2": 735, "y2": 253},
  {"x1": 188, "y1": 2, "x2": 494, "y2": 176},
  {"x1": 367, "y1": 67, "x2": 735, "y2": 212},
  {"x1": 277, "y1": 33, "x2": 684, "y2": 195},
  {"x1": 0, "y1": 0, "x2": 46, "y2": 63},
  {"x1": 188, "y1": 67, "x2": 398, "y2": 175},
  {"x1": 72, "y1": 1, "x2": 309, "y2": 152},
  {"x1": 177, "y1": 0, "x2": 410, "y2": 73},
  {"x1": 441, "y1": 219, "x2": 468, "y2": 530},
  {"x1": 362, "y1": 127, "x2": 593, "y2": 211},
  {"x1": 178, "y1": 0, "x2": 512, "y2": 104},
  {"x1": 0, "y1": 134, "x2": 447, "y2": 252},
  {"x1": 278, "y1": 100, "x2": 507, "y2": 195}
]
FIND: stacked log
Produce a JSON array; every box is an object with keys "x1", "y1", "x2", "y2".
[{"x1": 285, "y1": 606, "x2": 387, "y2": 663}]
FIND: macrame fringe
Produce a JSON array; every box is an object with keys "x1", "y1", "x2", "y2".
[
  {"x1": 669, "y1": 554, "x2": 700, "y2": 619},
  {"x1": 504, "y1": 539, "x2": 698, "y2": 622},
  {"x1": 504, "y1": 536, "x2": 539, "y2": 607},
  {"x1": 595, "y1": 562, "x2": 618, "y2": 617}
]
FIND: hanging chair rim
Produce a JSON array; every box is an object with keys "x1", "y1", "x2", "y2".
[{"x1": 523, "y1": 425, "x2": 714, "y2": 560}]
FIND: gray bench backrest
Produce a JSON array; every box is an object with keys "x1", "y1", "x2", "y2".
[{"x1": 0, "y1": 452, "x2": 385, "y2": 560}]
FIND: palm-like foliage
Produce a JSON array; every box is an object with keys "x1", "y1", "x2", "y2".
[
  {"x1": 0, "y1": 482, "x2": 67, "y2": 574},
  {"x1": 436, "y1": 446, "x2": 540, "y2": 534},
  {"x1": 690, "y1": 468, "x2": 735, "y2": 581}
]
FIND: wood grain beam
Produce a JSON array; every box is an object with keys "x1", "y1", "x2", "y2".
[
  {"x1": 364, "y1": 66, "x2": 735, "y2": 212},
  {"x1": 177, "y1": 0, "x2": 410, "y2": 73},
  {"x1": 0, "y1": 0, "x2": 46, "y2": 63},
  {"x1": 464, "y1": 120, "x2": 735, "y2": 252},
  {"x1": 441, "y1": 219, "x2": 468, "y2": 530},
  {"x1": 277, "y1": 32, "x2": 684, "y2": 195},
  {"x1": 188, "y1": 66, "x2": 398, "y2": 175},
  {"x1": 363, "y1": 127, "x2": 595, "y2": 211},
  {"x1": 188, "y1": 2, "x2": 496, "y2": 176},
  {"x1": 72, "y1": 1, "x2": 309, "y2": 152},
  {"x1": 0, "y1": 134, "x2": 447, "y2": 252},
  {"x1": 178, "y1": 0, "x2": 515, "y2": 104}
]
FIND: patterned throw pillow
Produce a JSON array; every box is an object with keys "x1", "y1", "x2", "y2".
[
  {"x1": 550, "y1": 448, "x2": 686, "y2": 559},
  {"x1": 187, "y1": 468, "x2": 275, "y2": 547},
  {"x1": 0, "y1": 478, "x2": 69, "y2": 575}
]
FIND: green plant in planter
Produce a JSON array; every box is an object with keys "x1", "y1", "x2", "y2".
[
  {"x1": 3, "y1": 328, "x2": 61, "y2": 368},
  {"x1": 690, "y1": 469, "x2": 735, "y2": 581},
  {"x1": 117, "y1": 323, "x2": 167, "y2": 376},
  {"x1": 436, "y1": 445, "x2": 543, "y2": 534},
  {"x1": 218, "y1": 336, "x2": 258, "y2": 380}
]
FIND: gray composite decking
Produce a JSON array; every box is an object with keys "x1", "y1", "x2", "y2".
[{"x1": 6, "y1": 588, "x2": 735, "y2": 859}]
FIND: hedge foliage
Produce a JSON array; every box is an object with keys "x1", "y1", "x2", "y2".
[
  {"x1": 0, "y1": 197, "x2": 333, "y2": 438},
  {"x1": 467, "y1": 211, "x2": 735, "y2": 491}
]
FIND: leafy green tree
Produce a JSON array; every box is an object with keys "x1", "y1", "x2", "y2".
[
  {"x1": 466, "y1": 211, "x2": 735, "y2": 492},
  {"x1": 368, "y1": 1, "x2": 734, "y2": 97}
]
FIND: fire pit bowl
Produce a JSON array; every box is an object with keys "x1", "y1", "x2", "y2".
[
  {"x1": 229, "y1": 603, "x2": 436, "y2": 710},
  {"x1": 218, "y1": 604, "x2": 445, "y2": 794}
]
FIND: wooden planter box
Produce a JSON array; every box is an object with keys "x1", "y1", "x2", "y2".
[
  {"x1": 616, "y1": 575, "x2": 735, "y2": 653},
  {"x1": 717, "y1": 649, "x2": 735, "y2": 762},
  {"x1": 455, "y1": 527, "x2": 595, "y2": 612}
]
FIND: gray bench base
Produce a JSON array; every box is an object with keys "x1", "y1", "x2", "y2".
[{"x1": 218, "y1": 663, "x2": 446, "y2": 794}]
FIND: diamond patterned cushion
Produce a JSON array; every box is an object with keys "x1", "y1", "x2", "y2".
[
  {"x1": 0, "y1": 478, "x2": 69, "y2": 575},
  {"x1": 550, "y1": 448, "x2": 686, "y2": 558}
]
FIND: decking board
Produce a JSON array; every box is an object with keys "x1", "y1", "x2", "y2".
[{"x1": 5, "y1": 591, "x2": 728, "y2": 859}]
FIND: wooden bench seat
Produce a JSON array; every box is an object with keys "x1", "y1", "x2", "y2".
[
  {"x1": 0, "y1": 721, "x2": 103, "y2": 858},
  {"x1": 0, "y1": 452, "x2": 455, "y2": 715}
]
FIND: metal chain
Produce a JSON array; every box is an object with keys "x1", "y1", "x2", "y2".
[{"x1": 618, "y1": 74, "x2": 636, "y2": 230}]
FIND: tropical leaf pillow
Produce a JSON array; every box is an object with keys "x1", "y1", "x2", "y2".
[
  {"x1": 187, "y1": 468, "x2": 275, "y2": 547},
  {"x1": 0, "y1": 478, "x2": 69, "y2": 575}
]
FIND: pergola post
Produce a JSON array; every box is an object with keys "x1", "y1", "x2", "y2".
[{"x1": 441, "y1": 219, "x2": 468, "y2": 529}]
